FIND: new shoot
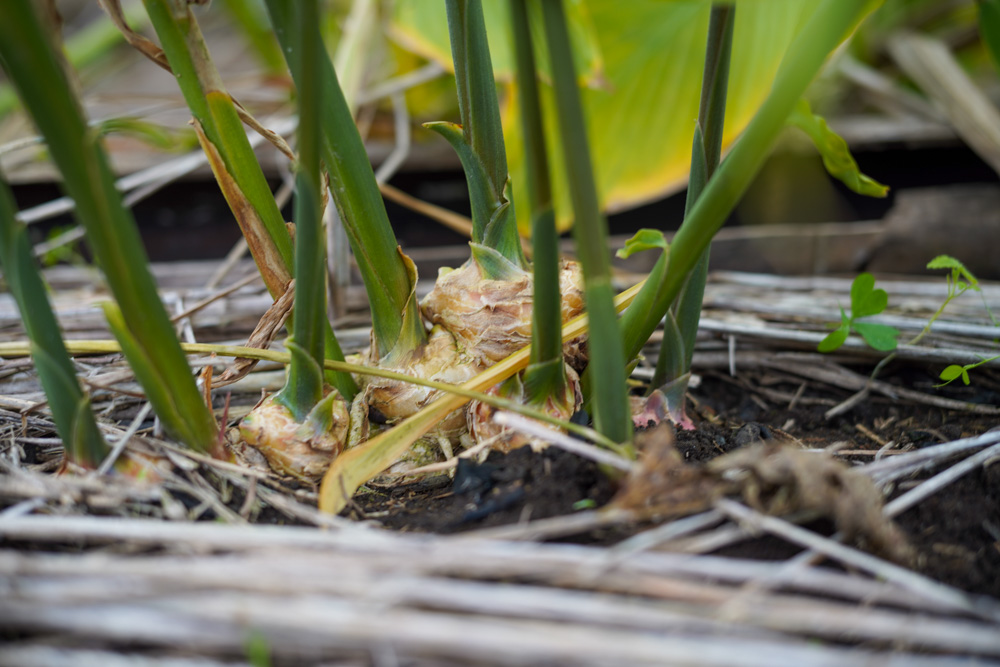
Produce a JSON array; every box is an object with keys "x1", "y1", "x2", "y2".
[
  {"x1": 466, "y1": 0, "x2": 584, "y2": 452},
  {"x1": 238, "y1": 0, "x2": 349, "y2": 483}
]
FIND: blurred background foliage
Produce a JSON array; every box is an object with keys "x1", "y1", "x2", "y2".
[{"x1": 2, "y1": 0, "x2": 998, "y2": 246}]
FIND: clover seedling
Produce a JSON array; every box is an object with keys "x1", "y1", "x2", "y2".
[
  {"x1": 936, "y1": 355, "x2": 1000, "y2": 387},
  {"x1": 819, "y1": 273, "x2": 900, "y2": 352}
]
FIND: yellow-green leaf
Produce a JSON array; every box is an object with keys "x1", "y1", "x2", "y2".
[
  {"x1": 389, "y1": 0, "x2": 603, "y2": 85},
  {"x1": 787, "y1": 98, "x2": 888, "y2": 198}
]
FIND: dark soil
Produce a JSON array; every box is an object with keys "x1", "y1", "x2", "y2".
[
  {"x1": 357, "y1": 446, "x2": 617, "y2": 535},
  {"x1": 355, "y1": 367, "x2": 1000, "y2": 599}
]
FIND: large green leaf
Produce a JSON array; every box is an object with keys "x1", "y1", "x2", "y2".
[
  {"x1": 393, "y1": 0, "x2": 821, "y2": 233},
  {"x1": 390, "y1": 0, "x2": 603, "y2": 85}
]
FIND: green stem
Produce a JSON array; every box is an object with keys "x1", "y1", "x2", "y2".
[
  {"x1": 265, "y1": 0, "x2": 427, "y2": 364},
  {"x1": 142, "y1": 0, "x2": 355, "y2": 399},
  {"x1": 651, "y1": 4, "x2": 734, "y2": 390},
  {"x1": 623, "y1": 0, "x2": 874, "y2": 365},
  {"x1": 441, "y1": 0, "x2": 527, "y2": 274},
  {"x1": 0, "y1": 0, "x2": 217, "y2": 451},
  {"x1": 541, "y1": 0, "x2": 632, "y2": 447},
  {"x1": 278, "y1": 0, "x2": 325, "y2": 421},
  {"x1": 511, "y1": 0, "x2": 565, "y2": 401},
  {"x1": 0, "y1": 174, "x2": 108, "y2": 467}
]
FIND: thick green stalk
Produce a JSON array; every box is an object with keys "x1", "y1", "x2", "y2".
[
  {"x1": 540, "y1": 0, "x2": 631, "y2": 446},
  {"x1": 0, "y1": 0, "x2": 217, "y2": 451},
  {"x1": 0, "y1": 175, "x2": 108, "y2": 467},
  {"x1": 651, "y1": 4, "x2": 735, "y2": 391},
  {"x1": 142, "y1": 0, "x2": 355, "y2": 399},
  {"x1": 511, "y1": 0, "x2": 564, "y2": 401},
  {"x1": 623, "y1": 0, "x2": 875, "y2": 365},
  {"x1": 277, "y1": 0, "x2": 325, "y2": 421},
  {"x1": 265, "y1": 0, "x2": 426, "y2": 363},
  {"x1": 436, "y1": 0, "x2": 527, "y2": 274}
]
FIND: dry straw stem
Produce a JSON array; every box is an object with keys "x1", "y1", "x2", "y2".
[{"x1": 1, "y1": 515, "x2": 998, "y2": 663}]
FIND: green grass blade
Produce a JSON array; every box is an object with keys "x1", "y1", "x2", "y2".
[
  {"x1": 511, "y1": 0, "x2": 563, "y2": 400},
  {"x1": 623, "y1": 0, "x2": 879, "y2": 365},
  {"x1": 0, "y1": 0, "x2": 217, "y2": 452},
  {"x1": 0, "y1": 175, "x2": 108, "y2": 467},
  {"x1": 442, "y1": 0, "x2": 527, "y2": 274},
  {"x1": 540, "y1": 0, "x2": 631, "y2": 447},
  {"x1": 265, "y1": 0, "x2": 426, "y2": 363},
  {"x1": 276, "y1": 0, "x2": 325, "y2": 421},
  {"x1": 650, "y1": 4, "x2": 735, "y2": 391}
]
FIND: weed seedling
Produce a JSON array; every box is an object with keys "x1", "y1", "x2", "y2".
[
  {"x1": 937, "y1": 356, "x2": 1000, "y2": 387},
  {"x1": 820, "y1": 256, "x2": 998, "y2": 413},
  {"x1": 818, "y1": 272, "x2": 900, "y2": 352}
]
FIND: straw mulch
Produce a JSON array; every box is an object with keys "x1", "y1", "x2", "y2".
[{"x1": 1, "y1": 264, "x2": 999, "y2": 665}]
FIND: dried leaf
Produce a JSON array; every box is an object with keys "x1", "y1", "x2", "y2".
[
  {"x1": 214, "y1": 280, "x2": 295, "y2": 387},
  {"x1": 98, "y1": 0, "x2": 171, "y2": 71}
]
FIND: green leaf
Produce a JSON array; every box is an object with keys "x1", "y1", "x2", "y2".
[
  {"x1": 818, "y1": 325, "x2": 850, "y2": 352},
  {"x1": 927, "y1": 254, "x2": 980, "y2": 291},
  {"x1": 850, "y1": 272, "x2": 888, "y2": 319},
  {"x1": 936, "y1": 364, "x2": 969, "y2": 387},
  {"x1": 103, "y1": 302, "x2": 217, "y2": 451},
  {"x1": 515, "y1": 0, "x2": 825, "y2": 233},
  {"x1": 616, "y1": 228, "x2": 669, "y2": 259},
  {"x1": 396, "y1": 1, "x2": 825, "y2": 234},
  {"x1": 787, "y1": 98, "x2": 888, "y2": 197},
  {"x1": 468, "y1": 242, "x2": 524, "y2": 281},
  {"x1": 853, "y1": 321, "x2": 899, "y2": 351},
  {"x1": 390, "y1": 0, "x2": 603, "y2": 85},
  {"x1": 979, "y1": 0, "x2": 1000, "y2": 72},
  {"x1": 424, "y1": 121, "x2": 501, "y2": 244},
  {"x1": 0, "y1": 174, "x2": 107, "y2": 466}
]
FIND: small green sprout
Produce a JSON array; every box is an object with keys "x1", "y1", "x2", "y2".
[
  {"x1": 245, "y1": 631, "x2": 272, "y2": 667},
  {"x1": 926, "y1": 256, "x2": 997, "y2": 387},
  {"x1": 819, "y1": 273, "x2": 900, "y2": 352},
  {"x1": 927, "y1": 254, "x2": 981, "y2": 299},
  {"x1": 936, "y1": 356, "x2": 1000, "y2": 387}
]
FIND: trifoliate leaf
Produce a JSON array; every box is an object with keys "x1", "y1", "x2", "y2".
[
  {"x1": 853, "y1": 322, "x2": 900, "y2": 351},
  {"x1": 818, "y1": 325, "x2": 849, "y2": 352},
  {"x1": 850, "y1": 272, "x2": 888, "y2": 319}
]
